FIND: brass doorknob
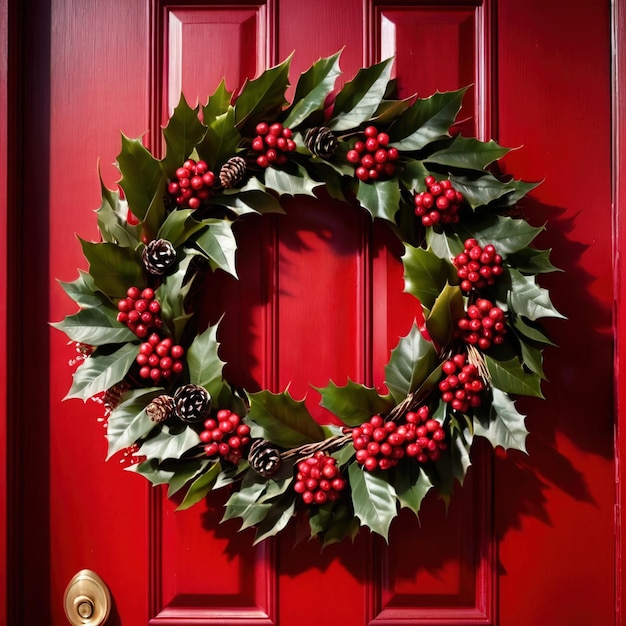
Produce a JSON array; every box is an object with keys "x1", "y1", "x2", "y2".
[{"x1": 63, "y1": 570, "x2": 111, "y2": 626}]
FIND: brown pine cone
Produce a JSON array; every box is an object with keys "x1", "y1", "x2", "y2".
[
  {"x1": 219, "y1": 156, "x2": 247, "y2": 189},
  {"x1": 304, "y1": 126, "x2": 337, "y2": 159},
  {"x1": 248, "y1": 439, "x2": 282, "y2": 477},
  {"x1": 146, "y1": 394, "x2": 175, "y2": 424},
  {"x1": 173, "y1": 384, "x2": 212, "y2": 423},
  {"x1": 143, "y1": 238, "x2": 177, "y2": 276}
]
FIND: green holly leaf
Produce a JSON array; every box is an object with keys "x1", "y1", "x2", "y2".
[
  {"x1": 253, "y1": 493, "x2": 296, "y2": 544},
  {"x1": 456, "y1": 214, "x2": 544, "y2": 255},
  {"x1": 222, "y1": 477, "x2": 272, "y2": 528},
  {"x1": 196, "y1": 107, "x2": 241, "y2": 171},
  {"x1": 177, "y1": 461, "x2": 222, "y2": 510},
  {"x1": 202, "y1": 79, "x2": 233, "y2": 123},
  {"x1": 316, "y1": 379, "x2": 395, "y2": 426},
  {"x1": 116, "y1": 134, "x2": 167, "y2": 235},
  {"x1": 187, "y1": 321, "x2": 227, "y2": 402},
  {"x1": 106, "y1": 388, "x2": 162, "y2": 459},
  {"x1": 263, "y1": 165, "x2": 322, "y2": 197},
  {"x1": 234, "y1": 55, "x2": 292, "y2": 133},
  {"x1": 348, "y1": 464, "x2": 397, "y2": 540},
  {"x1": 388, "y1": 88, "x2": 467, "y2": 150},
  {"x1": 394, "y1": 462, "x2": 433, "y2": 518},
  {"x1": 283, "y1": 51, "x2": 342, "y2": 128},
  {"x1": 65, "y1": 343, "x2": 138, "y2": 401},
  {"x1": 508, "y1": 269, "x2": 565, "y2": 321},
  {"x1": 161, "y1": 93, "x2": 207, "y2": 178},
  {"x1": 425, "y1": 228, "x2": 464, "y2": 261},
  {"x1": 426, "y1": 136, "x2": 510, "y2": 171},
  {"x1": 370, "y1": 96, "x2": 414, "y2": 125},
  {"x1": 79, "y1": 238, "x2": 144, "y2": 298},
  {"x1": 51, "y1": 307, "x2": 136, "y2": 346},
  {"x1": 308, "y1": 502, "x2": 336, "y2": 536},
  {"x1": 327, "y1": 58, "x2": 393, "y2": 131},
  {"x1": 500, "y1": 179, "x2": 541, "y2": 206},
  {"x1": 155, "y1": 252, "x2": 197, "y2": 332},
  {"x1": 139, "y1": 424, "x2": 201, "y2": 462},
  {"x1": 96, "y1": 175, "x2": 140, "y2": 248},
  {"x1": 402, "y1": 244, "x2": 451, "y2": 310},
  {"x1": 194, "y1": 219, "x2": 237, "y2": 277},
  {"x1": 474, "y1": 388, "x2": 528, "y2": 452},
  {"x1": 511, "y1": 315, "x2": 556, "y2": 346},
  {"x1": 425, "y1": 283, "x2": 464, "y2": 348},
  {"x1": 217, "y1": 189, "x2": 284, "y2": 216},
  {"x1": 485, "y1": 354, "x2": 544, "y2": 398},
  {"x1": 318, "y1": 504, "x2": 360, "y2": 548},
  {"x1": 399, "y1": 159, "x2": 430, "y2": 192},
  {"x1": 164, "y1": 459, "x2": 211, "y2": 497},
  {"x1": 356, "y1": 178, "x2": 400, "y2": 223},
  {"x1": 449, "y1": 173, "x2": 519, "y2": 210},
  {"x1": 247, "y1": 389, "x2": 325, "y2": 448},
  {"x1": 127, "y1": 458, "x2": 175, "y2": 485},
  {"x1": 384, "y1": 322, "x2": 438, "y2": 403},
  {"x1": 156, "y1": 209, "x2": 206, "y2": 248},
  {"x1": 58, "y1": 270, "x2": 111, "y2": 308},
  {"x1": 507, "y1": 248, "x2": 560, "y2": 274},
  {"x1": 518, "y1": 339, "x2": 546, "y2": 379}
]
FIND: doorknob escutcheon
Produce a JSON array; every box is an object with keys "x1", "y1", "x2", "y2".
[{"x1": 63, "y1": 569, "x2": 111, "y2": 626}]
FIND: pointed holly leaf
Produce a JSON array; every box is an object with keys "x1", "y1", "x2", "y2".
[
  {"x1": 316, "y1": 379, "x2": 395, "y2": 426},
  {"x1": 253, "y1": 493, "x2": 296, "y2": 544},
  {"x1": 177, "y1": 461, "x2": 222, "y2": 510},
  {"x1": 427, "y1": 421, "x2": 473, "y2": 499},
  {"x1": 425, "y1": 228, "x2": 464, "y2": 261},
  {"x1": 308, "y1": 502, "x2": 336, "y2": 536},
  {"x1": 485, "y1": 354, "x2": 544, "y2": 398},
  {"x1": 155, "y1": 252, "x2": 197, "y2": 331},
  {"x1": 425, "y1": 283, "x2": 464, "y2": 348},
  {"x1": 79, "y1": 238, "x2": 144, "y2": 298},
  {"x1": 58, "y1": 270, "x2": 111, "y2": 308},
  {"x1": 139, "y1": 425, "x2": 200, "y2": 462},
  {"x1": 202, "y1": 79, "x2": 233, "y2": 123},
  {"x1": 196, "y1": 107, "x2": 242, "y2": 170},
  {"x1": 161, "y1": 93, "x2": 207, "y2": 178},
  {"x1": 508, "y1": 269, "x2": 565, "y2": 321},
  {"x1": 512, "y1": 315, "x2": 556, "y2": 346},
  {"x1": 384, "y1": 322, "x2": 438, "y2": 403},
  {"x1": 474, "y1": 388, "x2": 528, "y2": 452},
  {"x1": 222, "y1": 478, "x2": 272, "y2": 528},
  {"x1": 263, "y1": 166, "x2": 322, "y2": 197},
  {"x1": 394, "y1": 462, "x2": 433, "y2": 518},
  {"x1": 165, "y1": 459, "x2": 211, "y2": 497},
  {"x1": 187, "y1": 322, "x2": 227, "y2": 402},
  {"x1": 51, "y1": 307, "x2": 136, "y2": 346},
  {"x1": 450, "y1": 173, "x2": 518, "y2": 210},
  {"x1": 65, "y1": 343, "x2": 138, "y2": 401},
  {"x1": 500, "y1": 179, "x2": 541, "y2": 206},
  {"x1": 156, "y1": 209, "x2": 206, "y2": 247},
  {"x1": 319, "y1": 504, "x2": 360, "y2": 548},
  {"x1": 283, "y1": 51, "x2": 342, "y2": 128},
  {"x1": 247, "y1": 389, "x2": 325, "y2": 448},
  {"x1": 348, "y1": 464, "x2": 397, "y2": 540},
  {"x1": 426, "y1": 136, "x2": 510, "y2": 171},
  {"x1": 356, "y1": 178, "x2": 400, "y2": 223},
  {"x1": 194, "y1": 219, "x2": 237, "y2": 277},
  {"x1": 234, "y1": 55, "x2": 292, "y2": 133},
  {"x1": 106, "y1": 388, "x2": 162, "y2": 459},
  {"x1": 217, "y1": 189, "x2": 284, "y2": 216},
  {"x1": 96, "y1": 175, "x2": 141, "y2": 248},
  {"x1": 327, "y1": 58, "x2": 394, "y2": 131},
  {"x1": 389, "y1": 88, "x2": 467, "y2": 150},
  {"x1": 399, "y1": 159, "x2": 430, "y2": 191},
  {"x1": 456, "y1": 214, "x2": 544, "y2": 255},
  {"x1": 507, "y1": 247, "x2": 560, "y2": 274},
  {"x1": 518, "y1": 339, "x2": 546, "y2": 379},
  {"x1": 127, "y1": 458, "x2": 175, "y2": 485},
  {"x1": 402, "y1": 244, "x2": 451, "y2": 310},
  {"x1": 370, "y1": 96, "x2": 414, "y2": 125}
]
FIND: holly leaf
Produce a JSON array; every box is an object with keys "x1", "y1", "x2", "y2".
[
  {"x1": 58, "y1": 270, "x2": 111, "y2": 308},
  {"x1": 399, "y1": 159, "x2": 430, "y2": 191},
  {"x1": 234, "y1": 55, "x2": 292, "y2": 133},
  {"x1": 456, "y1": 214, "x2": 544, "y2": 255},
  {"x1": 518, "y1": 339, "x2": 546, "y2": 379},
  {"x1": 394, "y1": 462, "x2": 433, "y2": 518},
  {"x1": 356, "y1": 179, "x2": 400, "y2": 223},
  {"x1": 283, "y1": 51, "x2": 342, "y2": 128},
  {"x1": 253, "y1": 493, "x2": 296, "y2": 544},
  {"x1": 106, "y1": 388, "x2": 162, "y2": 459},
  {"x1": 327, "y1": 58, "x2": 393, "y2": 131},
  {"x1": 316, "y1": 379, "x2": 395, "y2": 426},
  {"x1": 156, "y1": 209, "x2": 206, "y2": 248},
  {"x1": 177, "y1": 461, "x2": 222, "y2": 510},
  {"x1": 426, "y1": 136, "x2": 510, "y2": 171},
  {"x1": 484, "y1": 354, "x2": 544, "y2": 398},
  {"x1": 96, "y1": 175, "x2": 140, "y2": 248},
  {"x1": 65, "y1": 343, "x2": 138, "y2": 401},
  {"x1": 318, "y1": 504, "x2": 360, "y2": 548},
  {"x1": 512, "y1": 315, "x2": 556, "y2": 346},
  {"x1": 508, "y1": 269, "x2": 565, "y2": 321},
  {"x1": 155, "y1": 252, "x2": 197, "y2": 331},
  {"x1": 384, "y1": 322, "x2": 438, "y2": 403},
  {"x1": 450, "y1": 173, "x2": 518, "y2": 210},
  {"x1": 202, "y1": 79, "x2": 233, "y2": 123},
  {"x1": 474, "y1": 388, "x2": 528, "y2": 452},
  {"x1": 348, "y1": 464, "x2": 397, "y2": 540},
  {"x1": 217, "y1": 190, "x2": 284, "y2": 216},
  {"x1": 425, "y1": 283, "x2": 464, "y2": 348},
  {"x1": 370, "y1": 96, "x2": 414, "y2": 125},
  {"x1": 139, "y1": 425, "x2": 200, "y2": 462},
  {"x1": 194, "y1": 219, "x2": 237, "y2": 277},
  {"x1": 389, "y1": 88, "x2": 467, "y2": 150},
  {"x1": 79, "y1": 238, "x2": 144, "y2": 298},
  {"x1": 507, "y1": 247, "x2": 560, "y2": 274},
  {"x1": 427, "y1": 421, "x2": 473, "y2": 498},
  {"x1": 187, "y1": 322, "x2": 227, "y2": 402},
  {"x1": 51, "y1": 307, "x2": 136, "y2": 346},
  {"x1": 196, "y1": 107, "x2": 241, "y2": 171},
  {"x1": 263, "y1": 166, "x2": 322, "y2": 197},
  {"x1": 402, "y1": 244, "x2": 451, "y2": 310},
  {"x1": 425, "y1": 228, "x2": 464, "y2": 261},
  {"x1": 222, "y1": 478, "x2": 272, "y2": 529},
  {"x1": 127, "y1": 458, "x2": 175, "y2": 485},
  {"x1": 161, "y1": 93, "x2": 207, "y2": 178},
  {"x1": 247, "y1": 389, "x2": 325, "y2": 448}
]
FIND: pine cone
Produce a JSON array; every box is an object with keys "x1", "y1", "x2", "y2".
[
  {"x1": 143, "y1": 238, "x2": 177, "y2": 276},
  {"x1": 219, "y1": 156, "x2": 247, "y2": 189},
  {"x1": 103, "y1": 381, "x2": 130, "y2": 413},
  {"x1": 248, "y1": 439, "x2": 282, "y2": 477},
  {"x1": 304, "y1": 126, "x2": 337, "y2": 159},
  {"x1": 146, "y1": 394, "x2": 175, "y2": 424},
  {"x1": 173, "y1": 384, "x2": 212, "y2": 423}
]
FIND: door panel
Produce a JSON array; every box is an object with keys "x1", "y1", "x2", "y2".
[{"x1": 20, "y1": 0, "x2": 612, "y2": 624}]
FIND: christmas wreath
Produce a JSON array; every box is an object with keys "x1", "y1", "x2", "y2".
[{"x1": 53, "y1": 52, "x2": 563, "y2": 545}]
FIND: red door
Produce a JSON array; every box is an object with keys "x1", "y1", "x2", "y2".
[{"x1": 2, "y1": 1, "x2": 619, "y2": 625}]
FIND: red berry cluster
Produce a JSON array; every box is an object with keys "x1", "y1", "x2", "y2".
[
  {"x1": 293, "y1": 451, "x2": 346, "y2": 505},
  {"x1": 453, "y1": 238, "x2": 504, "y2": 294},
  {"x1": 404, "y1": 407, "x2": 448, "y2": 463},
  {"x1": 167, "y1": 159, "x2": 216, "y2": 210},
  {"x1": 438, "y1": 353, "x2": 484, "y2": 412},
  {"x1": 457, "y1": 298, "x2": 507, "y2": 350},
  {"x1": 200, "y1": 409, "x2": 251, "y2": 464},
  {"x1": 347, "y1": 126, "x2": 399, "y2": 182},
  {"x1": 117, "y1": 287, "x2": 163, "y2": 338},
  {"x1": 414, "y1": 176, "x2": 464, "y2": 227},
  {"x1": 135, "y1": 333, "x2": 185, "y2": 382},
  {"x1": 251, "y1": 122, "x2": 296, "y2": 168}
]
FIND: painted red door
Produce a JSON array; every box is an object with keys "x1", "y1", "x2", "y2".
[{"x1": 4, "y1": 0, "x2": 616, "y2": 625}]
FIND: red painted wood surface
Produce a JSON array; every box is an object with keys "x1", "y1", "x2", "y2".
[{"x1": 1, "y1": 0, "x2": 620, "y2": 624}]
